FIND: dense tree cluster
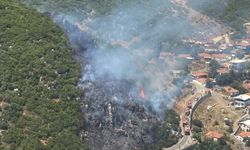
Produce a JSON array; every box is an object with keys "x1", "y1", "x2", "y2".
[
  {"x1": 0, "y1": 0, "x2": 87, "y2": 149},
  {"x1": 195, "y1": 139, "x2": 231, "y2": 150},
  {"x1": 215, "y1": 70, "x2": 249, "y2": 93},
  {"x1": 150, "y1": 110, "x2": 181, "y2": 150}
]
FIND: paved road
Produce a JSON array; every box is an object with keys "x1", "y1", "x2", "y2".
[
  {"x1": 167, "y1": 135, "x2": 189, "y2": 150},
  {"x1": 167, "y1": 81, "x2": 206, "y2": 150}
]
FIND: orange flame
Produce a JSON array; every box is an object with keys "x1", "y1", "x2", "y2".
[{"x1": 139, "y1": 88, "x2": 146, "y2": 99}]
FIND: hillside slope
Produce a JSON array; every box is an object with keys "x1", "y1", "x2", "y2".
[
  {"x1": 0, "y1": 0, "x2": 87, "y2": 149},
  {"x1": 188, "y1": 0, "x2": 250, "y2": 36}
]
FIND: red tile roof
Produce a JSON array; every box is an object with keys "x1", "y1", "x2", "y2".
[
  {"x1": 206, "y1": 131, "x2": 223, "y2": 139},
  {"x1": 191, "y1": 72, "x2": 208, "y2": 77},
  {"x1": 199, "y1": 52, "x2": 211, "y2": 59},
  {"x1": 224, "y1": 86, "x2": 239, "y2": 93},
  {"x1": 223, "y1": 86, "x2": 239, "y2": 96},
  {"x1": 211, "y1": 54, "x2": 229, "y2": 59},
  {"x1": 238, "y1": 41, "x2": 250, "y2": 47},
  {"x1": 239, "y1": 132, "x2": 250, "y2": 138}
]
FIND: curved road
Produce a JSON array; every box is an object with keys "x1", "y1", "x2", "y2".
[{"x1": 166, "y1": 81, "x2": 207, "y2": 150}]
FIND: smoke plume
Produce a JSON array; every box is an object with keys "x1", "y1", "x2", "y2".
[{"x1": 51, "y1": 0, "x2": 196, "y2": 115}]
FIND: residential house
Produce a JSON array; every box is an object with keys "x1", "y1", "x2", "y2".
[
  {"x1": 177, "y1": 54, "x2": 193, "y2": 60},
  {"x1": 223, "y1": 86, "x2": 239, "y2": 97},
  {"x1": 243, "y1": 81, "x2": 250, "y2": 92},
  {"x1": 211, "y1": 53, "x2": 230, "y2": 62},
  {"x1": 206, "y1": 131, "x2": 224, "y2": 141},
  {"x1": 230, "y1": 59, "x2": 248, "y2": 72},
  {"x1": 237, "y1": 39, "x2": 250, "y2": 50},
  {"x1": 191, "y1": 72, "x2": 208, "y2": 79},
  {"x1": 196, "y1": 78, "x2": 207, "y2": 87},
  {"x1": 188, "y1": 61, "x2": 207, "y2": 71},
  {"x1": 171, "y1": 70, "x2": 184, "y2": 78},
  {"x1": 239, "y1": 119, "x2": 250, "y2": 132},
  {"x1": 236, "y1": 132, "x2": 250, "y2": 142},
  {"x1": 199, "y1": 52, "x2": 212, "y2": 62},
  {"x1": 234, "y1": 93, "x2": 250, "y2": 108},
  {"x1": 204, "y1": 43, "x2": 220, "y2": 52}
]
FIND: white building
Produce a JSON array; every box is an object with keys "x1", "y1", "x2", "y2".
[
  {"x1": 234, "y1": 94, "x2": 250, "y2": 108},
  {"x1": 239, "y1": 120, "x2": 250, "y2": 132},
  {"x1": 230, "y1": 59, "x2": 248, "y2": 72}
]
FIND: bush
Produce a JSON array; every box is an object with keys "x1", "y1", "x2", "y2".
[
  {"x1": 195, "y1": 139, "x2": 231, "y2": 150},
  {"x1": 193, "y1": 126, "x2": 202, "y2": 133},
  {"x1": 193, "y1": 119, "x2": 203, "y2": 128},
  {"x1": 0, "y1": 120, "x2": 8, "y2": 130},
  {"x1": 192, "y1": 132, "x2": 202, "y2": 143},
  {"x1": 214, "y1": 121, "x2": 219, "y2": 126},
  {"x1": 245, "y1": 137, "x2": 250, "y2": 147}
]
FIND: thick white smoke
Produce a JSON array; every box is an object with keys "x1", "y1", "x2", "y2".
[
  {"x1": 71, "y1": 1, "x2": 194, "y2": 114},
  {"x1": 20, "y1": 0, "x2": 228, "y2": 115}
]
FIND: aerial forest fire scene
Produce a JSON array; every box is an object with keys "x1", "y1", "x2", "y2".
[{"x1": 0, "y1": 0, "x2": 250, "y2": 150}]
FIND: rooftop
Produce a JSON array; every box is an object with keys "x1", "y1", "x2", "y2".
[
  {"x1": 239, "y1": 119, "x2": 250, "y2": 126},
  {"x1": 199, "y1": 52, "x2": 211, "y2": 58},
  {"x1": 211, "y1": 54, "x2": 229, "y2": 59},
  {"x1": 224, "y1": 86, "x2": 239, "y2": 93},
  {"x1": 239, "y1": 132, "x2": 250, "y2": 138},
  {"x1": 234, "y1": 93, "x2": 250, "y2": 101},
  {"x1": 230, "y1": 59, "x2": 247, "y2": 64},
  {"x1": 191, "y1": 72, "x2": 208, "y2": 77},
  {"x1": 238, "y1": 40, "x2": 250, "y2": 47},
  {"x1": 206, "y1": 131, "x2": 223, "y2": 139}
]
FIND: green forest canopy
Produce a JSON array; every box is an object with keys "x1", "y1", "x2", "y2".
[{"x1": 0, "y1": 0, "x2": 87, "y2": 149}]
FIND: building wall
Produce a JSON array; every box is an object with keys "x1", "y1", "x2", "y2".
[
  {"x1": 236, "y1": 135, "x2": 244, "y2": 142},
  {"x1": 235, "y1": 100, "x2": 250, "y2": 108},
  {"x1": 230, "y1": 62, "x2": 247, "y2": 72},
  {"x1": 235, "y1": 100, "x2": 246, "y2": 108}
]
